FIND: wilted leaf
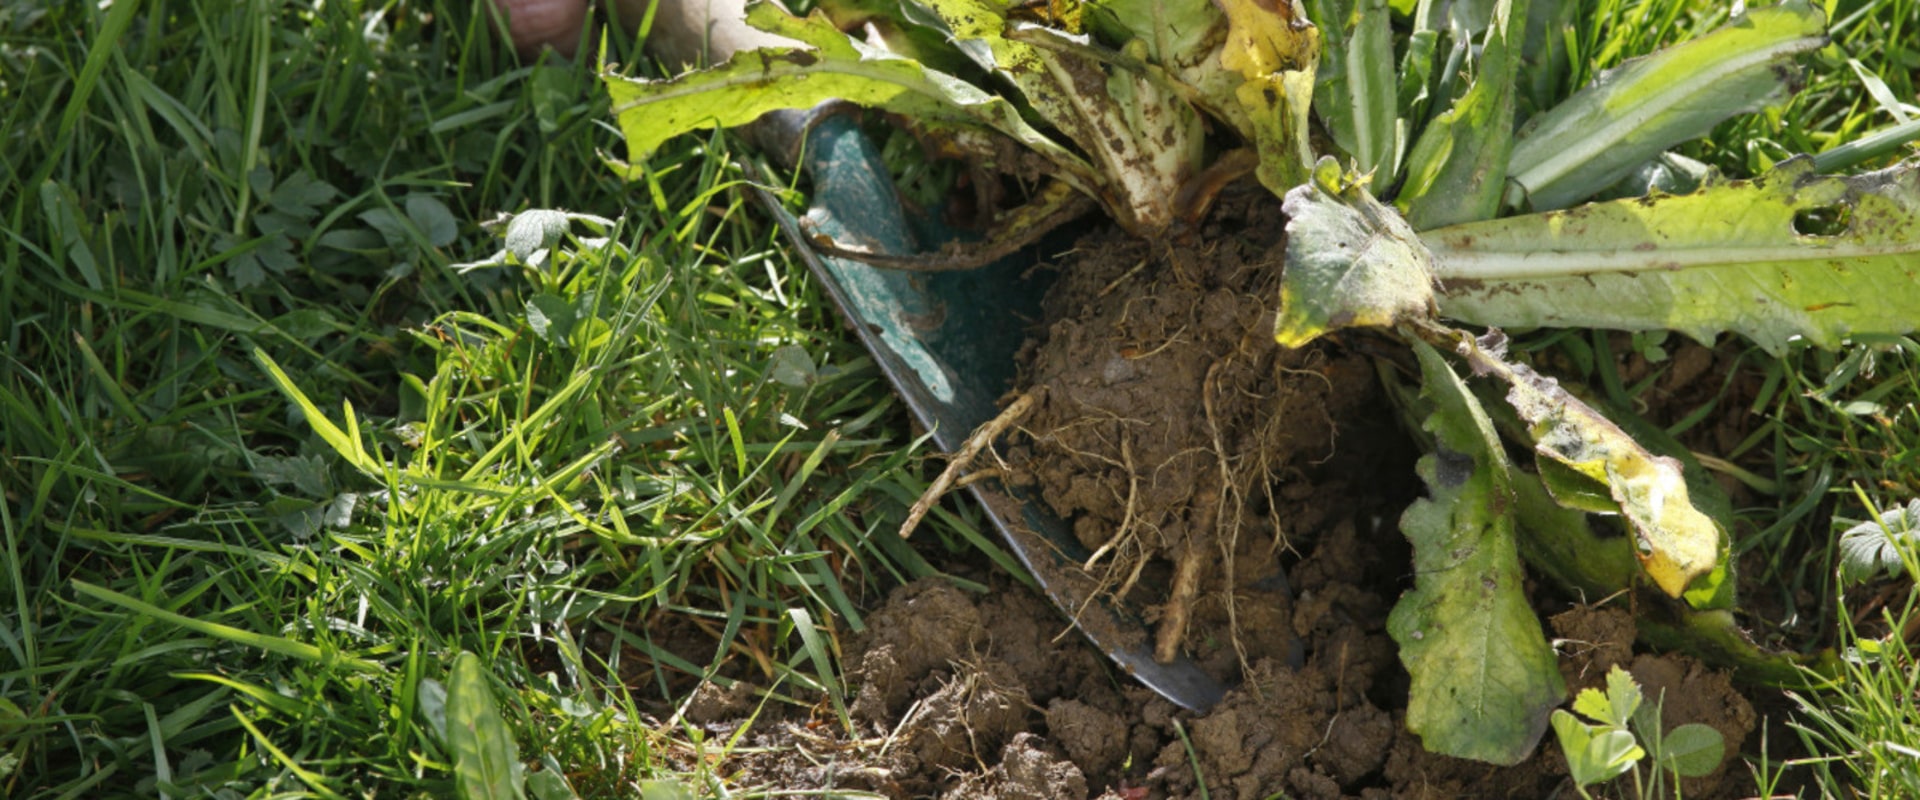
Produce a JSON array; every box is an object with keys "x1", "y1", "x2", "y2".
[
  {"x1": 994, "y1": 20, "x2": 1209, "y2": 232},
  {"x1": 1213, "y1": 0, "x2": 1319, "y2": 79},
  {"x1": 1216, "y1": 0, "x2": 1319, "y2": 193},
  {"x1": 1430, "y1": 157, "x2": 1920, "y2": 355},
  {"x1": 1238, "y1": 71, "x2": 1318, "y2": 193},
  {"x1": 1504, "y1": 0, "x2": 1826, "y2": 210},
  {"x1": 1388, "y1": 340, "x2": 1565, "y2": 765},
  {"x1": 604, "y1": 2, "x2": 1090, "y2": 187},
  {"x1": 1089, "y1": 0, "x2": 1222, "y2": 70},
  {"x1": 1471, "y1": 352, "x2": 1725, "y2": 598},
  {"x1": 1276, "y1": 158, "x2": 1436, "y2": 347}
]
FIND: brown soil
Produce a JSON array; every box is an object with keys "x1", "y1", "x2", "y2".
[{"x1": 636, "y1": 190, "x2": 1782, "y2": 798}]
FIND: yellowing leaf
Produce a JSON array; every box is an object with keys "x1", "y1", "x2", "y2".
[
  {"x1": 1212, "y1": 0, "x2": 1318, "y2": 79},
  {"x1": 1454, "y1": 342, "x2": 1725, "y2": 597},
  {"x1": 1238, "y1": 70, "x2": 1318, "y2": 191},
  {"x1": 1214, "y1": 0, "x2": 1318, "y2": 193}
]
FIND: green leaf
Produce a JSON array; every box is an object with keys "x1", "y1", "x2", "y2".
[
  {"x1": 1387, "y1": 339, "x2": 1565, "y2": 766},
  {"x1": 1596, "y1": 664, "x2": 1643, "y2": 729},
  {"x1": 267, "y1": 170, "x2": 338, "y2": 218},
  {"x1": 1429, "y1": 157, "x2": 1920, "y2": 355},
  {"x1": 526, "y1": 293, "x2": 576, "y2": 346},
  {"x1": 768, "y1": 344, "x2": 818, "y2": 388},
  {"x1": 603, "y1": 3, "x2": 1093, "y2": 191},
  {"x1": 71, "y1": 580, "x2": 380, "y2": 673},
  {"x1": 638, "y1": 779, "x2": 698, "y2": 800},
  {"x1": 1656, "y1": 723, "x2": 1726, "y2": 778},
  {"x1": 1396, "y1": 0, "x2": 1524, "y2": 229},
  {"x1": 359, "y1": 208, "x2": 410, "y2": 249},
  {"x1": 1838, "y1": 498, "x2": 1920, "y2": 583},
  {"x1": 1342, "y1": 0, "x2": 1397, "y2": 179},
  {"x1": 1553, "y1": 710, "x2": 1644, "y2": 788},
  {"x1": 1275, "y1": 158, "x2": 1436, "y2": 347},
  {"x1": 252, "y1": 453, "x2": 332, "y2": 497},
  {"x1": 1504, "y1": 0, "x2": 1827, "y2": 210},
  {"x1": 417, "y1": 677, "x2": 450, "y2": 741},
  {"x1": 407, "y1": 195, "x2": 458, "y2": 248},
  {"x1": 505, "y1": 210, "x2": 569, "y2": 262},
  {"x1": 447, "y1": 652, "x2": 526, "y2": 800},
  {"x1": 254, "y1": 349, "x2": 385, "y2": 476}
]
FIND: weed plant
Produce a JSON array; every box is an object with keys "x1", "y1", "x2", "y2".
[{"x1": 5, "y1": 0, "x2": 1920, "y2": 796}]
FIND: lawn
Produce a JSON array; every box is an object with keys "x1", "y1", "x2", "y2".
[{"x1": 6, "y1": 0, "x2": 1920, "y2": 797}]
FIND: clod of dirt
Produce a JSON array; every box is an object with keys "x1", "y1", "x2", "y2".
[
  {"x1": 1046, "y1": 698, "x2": 1129, "y2": 779},
  {"x1": 1552, "y1": 604, "x2": 1639, "y2": 689},
  {"x1": 681, "y1": 679, "x2": 756, "y2": 725},
  {"x1": 902, "y1": 657, "x2": 1031, "y2": 771},
  {"x1": 1150, "y1": 660, "x2": 1339, "y2": 800},
  {"x1": 1628, "y1": 652, "x2": 1758, "y2": 798},
  {"x1": 1314, "y1": 702, "x2": 1397, "y2": 787},
  {"x1": 942, "y1": 732, "x2": 1091, "y2": 800}
]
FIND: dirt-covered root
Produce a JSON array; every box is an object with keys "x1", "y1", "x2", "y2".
[{"x1": 1004, "y1": 186, "x2": 1401, "y2": 679}]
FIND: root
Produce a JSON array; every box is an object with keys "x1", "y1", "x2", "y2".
[
  {"x1": 1155, "y1": 537, "x2": 1209, "y2": 664},
  {"x1": 899, "y1": 391, "x2": 1037, "y2": 540},
  {"x1": 1083, "y1": 433, "x2": 1139, "y2": 572},
  {"x1": 1203, "y1": 358, "x2": 1256, "y2": 678},
  {"x1": 805, "y1": 179, "x2": 1095, "y2": 272}
]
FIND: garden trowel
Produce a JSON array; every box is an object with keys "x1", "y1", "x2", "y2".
[{"x1": 645, "y1": 0, "x2": 1231, "y2": 712}]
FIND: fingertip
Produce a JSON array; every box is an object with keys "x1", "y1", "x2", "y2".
[{"x1": 490, "y1": 0, "x2": 587, "y2": 60}]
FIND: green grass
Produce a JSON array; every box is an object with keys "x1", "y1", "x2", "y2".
[
  {"x1": 8, "y1": 0, "x2": 1920, "y2": 797},
  {"x1": 0, "y1": 0, "x2": 998, "y2": 795}
]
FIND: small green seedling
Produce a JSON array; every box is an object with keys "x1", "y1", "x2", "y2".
[
  {"x1": 1551, "y1": 665, "x2": 1725, "y2": 799},
  {"x1": 1837, "y1": 494, "x2": 1920, "y2": 584}
]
